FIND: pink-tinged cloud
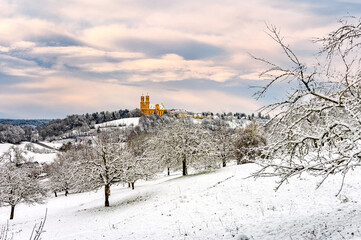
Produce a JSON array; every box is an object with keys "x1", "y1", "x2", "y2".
[
  {"x1": 0, "y1": 76, "x2": 261, "y2": 118},
  {"x1": 0, "y1": 0, "x2": 358, "y2": 118}
]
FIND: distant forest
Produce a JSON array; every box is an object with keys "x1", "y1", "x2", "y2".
[{"x1": 0, "y1": 119, "x2": 52, "y2": 127}]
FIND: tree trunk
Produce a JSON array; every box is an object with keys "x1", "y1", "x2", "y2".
[
  {"x1": 10, "y1": 205, "x2": 15, "y2": 220},
  {"x1": 223, "y1": 160, "x2": 226, "y2": 167},
  {"x1": 128, "y1": 182, "x2": 131, "y2": 188},
  {"x1": 131, "y1": 182, "x2": 135, "y2": 190},
  {"x1": 105, "y1": 184, "x2": 110, "y2": 207},
  {"x1": 54, "y1": 191, "x2": 58, "y2": 197},
  {"x1": 237, "y1": 159, "x2": 241, "y2": 165},
  {"x1": 65, "y1": 189, "x2": 69, "y2": 197},
  {"x1": 182, "y1": 159, "x2": 188, "y2": 176},
  {"x1": 167, "y1": 167, "x2": 170, "y2": 176}
]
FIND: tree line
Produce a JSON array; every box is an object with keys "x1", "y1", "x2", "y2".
[
  {"x1": 0, "y1": 107, "x2": 271, "y2": 144},
  {"x1": 0, "y1": 119, "x2": 51, "y2": 127}
]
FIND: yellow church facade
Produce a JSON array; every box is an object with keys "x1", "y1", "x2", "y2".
[{"x1": 140, "y1": 95, "x2": 166, "y2": 117}]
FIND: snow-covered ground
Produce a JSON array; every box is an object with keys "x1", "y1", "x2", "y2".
[
  {"x1": 0, "y1": 142, "x2": 57, "y2": 164},
  {"x1": 1, "y1": 163, "x2": 361, "y2": 239},
  {"x1": 95, "y1": 117, "x2": 139, "y2": 129}
]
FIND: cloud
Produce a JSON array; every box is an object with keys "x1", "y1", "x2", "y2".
[
  {"x1": 71, "y1": 53, "x2": 237, "y2": 83},
  {"x1": 0, "y1": 75, "x2": 262, "y2": 118},
  {"x1": 0, "y1": 17, "x2": 55, "y2": 43},
  {"x1": 162, "y1": 90, "x2": 263, "y2": 114},
  {"x1": 0, "y1": 77, "x2": 142, "y2": 118},
  {"x1": 119, "y1": 38, "x2": 224, "y2": 60},
  {"x1": 31, "y1": 46, "x2": 145, "y2": 59},
  {"x1": 30, "y1": 34, "x2": 82, "y2": 47},
  {"x1": 0, "y1": 0, "x2": 357, "y2": 118}
]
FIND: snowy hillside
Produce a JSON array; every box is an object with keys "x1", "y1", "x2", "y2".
[
  {"x1": 1, "y1": 163, "x2": 360, "y2": 239},
  {"x1": 0, "y1": 142, "x2": 57, "y2": 164},
  {"x1": 95, "y1": 117, "x2": 139, "y2": 129}
]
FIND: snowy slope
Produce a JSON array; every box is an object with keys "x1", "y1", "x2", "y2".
[
  {"x1": 0, "y1": 143, "x2": 12, "y2": 154},
  {"x1": 0, "y1": 142, "x2": 57, "y2": 164},
  {"x1": 95, "y1": 117, "x2": 139, "y2": 129},
  {"x1": 1, "y1": 163, "x2": 361, "y2": 239}
]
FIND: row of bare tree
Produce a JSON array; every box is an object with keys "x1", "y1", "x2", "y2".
[
  {"x1": 0, "y1": 118, "x2": 266, "y2": 219},
  {"x1": 47, "y1": 118, "x2": 266, "y2": 208}
]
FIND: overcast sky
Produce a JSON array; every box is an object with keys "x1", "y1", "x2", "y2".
[{"x1": 1, "y1": 0, "x2": 361, "y2": 119}]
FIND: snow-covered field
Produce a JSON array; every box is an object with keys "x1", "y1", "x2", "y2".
[
  {"x1": 0, "y1": 142, "x2": 57, "y2": 164},
  {"x1": 1, "y1": 162, "x2": 361, "y2": 239},
  {"x1": 95, "y1": 117, "x2": 139, "y2": 129}
]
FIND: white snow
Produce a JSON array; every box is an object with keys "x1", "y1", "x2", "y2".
[
  {"x1": 95, "y1": 117, "x2": 140, "y2": 129},
  {"x1": 1, "y1": 163, "x2": 361, "y2": 239},
  {"x1": 0, "y1": 143, "x2": 12, "y2": 154},
  {"x1": 0, "y1": 142, "x2": 58, "y2": 164}
]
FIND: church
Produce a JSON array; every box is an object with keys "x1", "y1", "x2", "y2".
[{"x1": 140, "y1": 95, "x2": 166, "y2": 117}]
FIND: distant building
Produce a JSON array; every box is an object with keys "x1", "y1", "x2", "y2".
[
  {"x1": 140, "y1": 95, "x2": 166, "y2": 117},
  {"x1": 168, "y1": 109, "x2": 188, "y2": 118}
]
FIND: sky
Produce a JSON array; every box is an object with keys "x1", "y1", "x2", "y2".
[{"x1": 1, "y1": 0, "x2": 361, "y2": 119}]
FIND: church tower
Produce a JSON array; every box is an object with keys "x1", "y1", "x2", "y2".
[
  {"x1": 140, "y1": 95, "x2": 145, "y2": 110},
  {"x1": 145, "y1": 95, "x2": 150, "y2": 109}
]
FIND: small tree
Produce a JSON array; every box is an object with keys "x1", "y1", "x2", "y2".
[
  {"x1": 70, "y1": 130, "x2": 131, "y2": 207},
  {"x1": 233, "y1": 122, "x2": 266, "y2": 165},
  {"x1": 48, "y1": 150, "x2": 79, "y2": 197},
  {"x1": 251, "y1": 19, "x2": 361, "y2": 193},
  {"x1": 0, "y1": 147, "x2": 46, "y2": 219},
  {"x1": 125, "y1": 134, "x2": 160, "y2": 189},
  {"x1": 150, "y1": 119, "x2": 219, "y2": 175},
  {"x1": 205, "y1": 119, "x2": 235, "y2": 167}
]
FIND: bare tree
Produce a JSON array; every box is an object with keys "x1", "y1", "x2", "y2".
[
  {"x1": 251, "y1": 19, "x2": 361, "y2": 194},
  {"x1": 48, "y1": 150, "x2": 78, "y2": 197},
  {"x1": 0, "y1": 147, "x2": 46, "y2": 220},
  {"x1": 125, "y1": 134, "x2": 160, "y2": 189},
  {"x1": 150, "y1": 119, "x2": 219, "y2": 176},
  {"x1": 203, "y1": 119, "x2": 235, "y2": 167},
  {"x1": 72, "y1": 130, "x2": 131, "y2": 207}
]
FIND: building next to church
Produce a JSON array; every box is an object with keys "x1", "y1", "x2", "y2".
[{"x1": 140, "y1": 95, "x2": 166, "y2": 117}]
